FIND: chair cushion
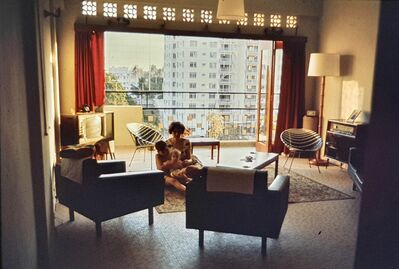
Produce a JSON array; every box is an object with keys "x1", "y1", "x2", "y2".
[
  {"x1": 60, "y1": 144, "x2": 95, "y2": 159},
  {"x1": 206, "y1": 166, "x2": 256, "y2": 194}
]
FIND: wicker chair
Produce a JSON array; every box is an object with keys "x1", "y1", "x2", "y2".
[
  {"x1": 126, "y1": 123, "x2": 164, "y2": 168},
  {"x1": 280, "y1": 128, "x2": 323, "y2": 173}
]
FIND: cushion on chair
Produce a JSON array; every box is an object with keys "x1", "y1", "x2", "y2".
[
  {"x1": 60, "y1": 144, "x2": 96, "y2": 184},
  {"x1": 206, "y1": 166, "x2": 256, "y2": 194},
  {"x1": 60, "y1": 144, "x2": 96, "y2": 159},
  {"x1": 60, "y1": 158, "x2": 92, "y2": 184}
]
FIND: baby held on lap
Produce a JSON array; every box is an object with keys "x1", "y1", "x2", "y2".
[{"x1": 155, "y1": 141, "x2": 199, "y2": 182}]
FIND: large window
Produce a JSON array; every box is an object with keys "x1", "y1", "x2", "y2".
[{"x1": 104, "y1": 32, "x2": 282, "y2": 140}]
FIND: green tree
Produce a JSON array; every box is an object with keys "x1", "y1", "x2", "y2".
[{"x1": 105, "y1": 73, "x2": 137, "y2": 105}]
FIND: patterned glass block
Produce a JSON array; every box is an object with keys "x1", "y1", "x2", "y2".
[
  {"x1": 253, "y1": 13, "x2": 265, "y2": 26},
  {"x1": 103, "y1": 3, "x2": 117, "y2": 18},
  {"x1": 201, "y1": 10, "x2": 213, "y2": 24},
  {"x1": 163, "y1": 7, "x2": 176, "y2": 21},
  {"x1": 270, "y1": 14, "x2": 282, "y2": 27},
  {"x1": 237, "y1": 13, "x2": 248, "y2": 26},
  {"x1": 82, "y1": 1, "x2": 97, "y2": 16},
  {"x1": 124, "y1": 4, "x2": 137, "y2": 19},
  {"x1": 286, "y1": 15, "x2": 297, "y2": 28},
  {"x1": 218, "y1": 19, "x2": 230, "y2": 24},
  {"x1": 144, "y1": 5, "x2": 157, "y2": 20},
  {"x1": 183, "y1": 8, "x2": 194, "y2": 22}
]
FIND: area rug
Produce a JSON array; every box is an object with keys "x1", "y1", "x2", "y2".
[{"x1": 155, "y1": 168, "x2": 354, "y2": 214}]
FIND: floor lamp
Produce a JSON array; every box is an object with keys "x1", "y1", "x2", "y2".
[{"x1": 308, "y1": 53, "x2": 340, "y2": 165}]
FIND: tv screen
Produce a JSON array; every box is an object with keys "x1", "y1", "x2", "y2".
[{"x1": 80, "y1": 115, "x2": 103, "y2": 143}]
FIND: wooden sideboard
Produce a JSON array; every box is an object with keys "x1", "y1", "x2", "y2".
[{"x1": 325, "y1": 119, "x2": 368, "y2": 164}]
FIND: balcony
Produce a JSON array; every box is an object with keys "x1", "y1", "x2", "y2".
[{"x1": 105, "y1": 90, "x2": 260, "y2": 141}]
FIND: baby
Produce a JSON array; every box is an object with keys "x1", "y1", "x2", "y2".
[{"x1": 155, "y1": 141, "x2": 194, "y2": 183}]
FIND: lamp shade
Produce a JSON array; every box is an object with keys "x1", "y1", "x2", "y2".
[
  {"x1": 308, "y1": 53, "x2": 340, "y2": 77},
  {"x1": 217, "y1": 0, "x2": 245, "y2": 20}
]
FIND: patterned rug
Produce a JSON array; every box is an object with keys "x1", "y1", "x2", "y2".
[{"x1": 155, "y1": 167, "x2": 354, "y2": 214}]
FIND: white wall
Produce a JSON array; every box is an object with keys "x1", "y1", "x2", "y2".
[
  {"x1": 1, "y1": 0, "x2": 57, "y2": 267},
  {"x1": 105, "y1": 105, "x2": 143, "y2": 146},
  {"x1": 318, "y1": 0, "x2": 380, "y2": 140}
]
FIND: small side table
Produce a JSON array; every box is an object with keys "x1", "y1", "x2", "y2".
[{"x1": 189, "y1": 137, "x2": 221, "y2": 163}]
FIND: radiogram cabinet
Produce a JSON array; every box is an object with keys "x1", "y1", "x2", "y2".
[{"x1": 325, "y1": 119, "x2": 368, "y2": 164}]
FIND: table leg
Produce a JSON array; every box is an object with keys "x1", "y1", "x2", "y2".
[
  {"x1": 211, "y1": 145, "x2": 214, "y2": 160},
  {"x1": 275, "y1": 157, "x2": 279, "y2": 177},
  {"x1": 217, "y1": 144, "x2": 220, "y2": 163}
]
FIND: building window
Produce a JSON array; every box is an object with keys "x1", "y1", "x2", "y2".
[
  {"x1": 209, "y1": 93, "x2": 216, "y2": 99},
  {"x1": 190, "y1": 51, "x2": 197, "y2": 57},
  {"x1": 190, "y1": 41, "x2": 197, "y2": 47},
  {"x1": 220, "y1": 94, "x2": 231, "y2": 100},
  {"x1": 189, "y1": 72, "x2": 197, "y2": 78},
  {"x1": 189, "y1": 83, "x2": 196, "y2": 89},
  {"x1": 209, "y1": 73, "x2": 216, "y2": 79},
  {"x1": 210, "y1": 52, "x2": 217, "y2": 58},
  {"x1": 189, "y1": 62, "x2": 197, "y2": 68},
  {"x1": 189, "y1": 93, "x2": 197, "y2": 98}
]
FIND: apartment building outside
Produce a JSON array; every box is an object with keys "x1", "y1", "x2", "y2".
[{"x1": 159, "y1": 35, "x2": 277, "y2": 140}]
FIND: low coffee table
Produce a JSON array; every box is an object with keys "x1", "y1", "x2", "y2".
[{"x1": 217, "y1": 152, "x2": 279, "y2": 178}]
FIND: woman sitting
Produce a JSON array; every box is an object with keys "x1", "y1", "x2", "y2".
[
  {"x1": 155, "y1": 121, "x2": 202, "y2": 192},
  {"x1": 166, "y1": 121, "x2": 202, "y2": 166}
]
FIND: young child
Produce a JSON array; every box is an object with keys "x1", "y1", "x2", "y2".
[
  {"x1": 155, "y1": 141, "x2": 191, "y2": 183},
  {"x1": 155, "y1": 140, "x2": 170, "y2": 172}
]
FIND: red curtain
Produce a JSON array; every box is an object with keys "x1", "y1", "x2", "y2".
[
  {"x1": 75, "y1": 30, "x2": 105, "y2": 112},
  {"x1": 272, "y1": 40, "x2": 306, "y2": 153}
]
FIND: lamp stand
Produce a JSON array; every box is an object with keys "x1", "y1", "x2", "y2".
[{"x1": 310, "y1": 76, "x2": 329, "y2": 167}]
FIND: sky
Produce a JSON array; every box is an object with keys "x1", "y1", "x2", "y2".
[{"x1": 105, "y1": 32, "x2": 164, "y2": 71}]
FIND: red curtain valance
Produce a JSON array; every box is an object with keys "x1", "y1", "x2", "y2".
[{"x1": 75, "y1": 30, "x2": 105, "y2": 111}]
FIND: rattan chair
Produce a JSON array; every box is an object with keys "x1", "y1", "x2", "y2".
[
  {"x1": 126, "y1": 123, "x2": 164, "y2": 168},
  {"x1": 280, "y1": 128, "x2": 323, "y2": 173}
]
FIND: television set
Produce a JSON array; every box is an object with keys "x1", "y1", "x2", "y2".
[{"x1": 61, "y1": 112, "x2": 114, "y2": 146}]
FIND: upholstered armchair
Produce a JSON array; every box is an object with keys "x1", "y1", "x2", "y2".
[
  {"x1": 186, "y1": 166, "x2": 289, "y2": 255},
  {"x1": 56, "y1": 146, "x2": 165, "y2": 236},
  {"x1": 348, "y1": 147, "x2": 364, "y2": 192}
]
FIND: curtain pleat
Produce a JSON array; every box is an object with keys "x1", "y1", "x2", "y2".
[
  {"x1": 272, "y1": 40, "x2": 306, "y2": 153},
  {"x1": 75, "y1": 30, "x2": 104, "y2": 112}
]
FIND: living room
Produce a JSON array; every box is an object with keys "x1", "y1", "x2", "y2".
[{"x1": 2, "y1": 0, "x2": 399, "y2": 268}]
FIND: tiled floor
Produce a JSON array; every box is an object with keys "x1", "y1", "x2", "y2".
[{"x1": 52, "y1": 145, "x2": 361, "y2": 269}]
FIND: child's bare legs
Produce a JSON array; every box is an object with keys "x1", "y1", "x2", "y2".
[
  {"x1": 185, "y1": 165, "x2": 204, "y2": 179},
  {"x1": 164, "y1": 175, "x2": 186, "y2": 192},
  {"x1": 170, "y1": 168, "x2": 191, "y2": 184}
]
